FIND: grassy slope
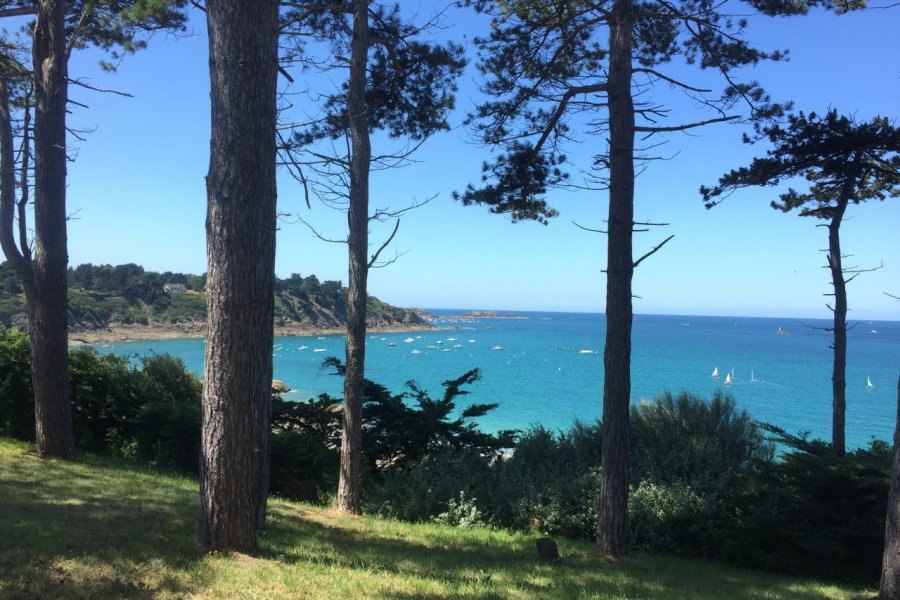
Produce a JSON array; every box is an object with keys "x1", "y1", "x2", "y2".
[{"x1": 0, "y1": 438, "x2": 872, "y2": 600}]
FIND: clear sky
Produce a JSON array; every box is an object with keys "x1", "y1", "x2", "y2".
[{"x1": 61, "y1": 4, "x2": 900, "y2": 320}]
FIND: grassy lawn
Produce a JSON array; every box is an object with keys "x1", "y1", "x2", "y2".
[{"x1": 0, "y1": 437, "x2": 874, "y2": 599}]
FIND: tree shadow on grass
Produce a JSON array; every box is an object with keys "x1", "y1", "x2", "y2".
[
  {"x1": 259, "y1": 504, "x2": 865, "y2": 600},
  {"x1": 0, "y1": 452, "x2": 205, "y2": 599}
]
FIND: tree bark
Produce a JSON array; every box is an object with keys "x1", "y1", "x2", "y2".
[
  {"x1": 27, "y1": 0, "x2": 75, "y2": 459},
  {"x1": 199, "y1": 0, "x2": 279, "y2": 552},
  {"x1": 597, "y1": 0, "x2": 634, "y2": 559},
  {"x1": 828, "y1": 195, "x2": 850, "y2": 456},
  {"x1": 337, "y1": 0, "x2": 371, "y2": 515},
  {"x1": 880, "y1": 373, "x2": 900, "y2": 599}
]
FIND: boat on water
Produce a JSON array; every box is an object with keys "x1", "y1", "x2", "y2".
[
  {"x1": 712, "y1": 367, "x2": 719, "y2": 379},
  {"x1": 750, "y1": 370, "x2": 757, "y2": 382},
  {"x1": 297, "y1": 345, "x2": 308, "y2": 350},
  {"x1": 578, "y1": 349, "x2": 594, "y2": 354},
  {"x1": 868, "y1": 376, "x2": 875, "y2": 390},
  {"x1": 776, "y1": 327, "x2": 790, "y2": 336},
  {"x1": 447, "y1": 337, "x2": 458, "y2": 342},
  {"x1": 387, "y1": 342, "x2": 396, "y2": 347},
  {"x1": 411, "y1": 349, "x2": 422, "y2": 355},
  {"x1": 492, "y1": 345, "x2": 503, "y2": 351},
  {"x1": 724, "y1": 373, "x2": 732, "y2": 386},
  {"x1": 313, "y1": 348, "x2": 327, "y2": 353}
]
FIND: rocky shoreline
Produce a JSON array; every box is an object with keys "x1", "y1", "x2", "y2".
[{"x1": 68, "y1": 320, "x2": 436, "y2": 346}]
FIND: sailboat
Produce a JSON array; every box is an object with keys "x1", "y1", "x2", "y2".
[
  {"x1": 724, "y1": 373, "x2": 732, "y2": 386},
  {"x1": 867, "y1": 376, "x2": 875, "y2": 391},
  {"x1": 750, "y1": 370, "x2": 757, "y2": 383},
  {"x1": 712, "y1": 367, "x2": 719, "y2": 379}
]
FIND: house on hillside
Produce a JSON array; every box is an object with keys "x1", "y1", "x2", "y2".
[{"x1": 163, "y1": 283, "x2": 187, "y2": 294}]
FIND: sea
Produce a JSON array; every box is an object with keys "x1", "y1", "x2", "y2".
[{"x1": 91, "y1": 311, "x2": 900, "y2": 451}]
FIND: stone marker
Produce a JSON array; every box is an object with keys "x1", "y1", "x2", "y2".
[{"x1": 536, "y1": 537, "x2": 560, "y2": 563}]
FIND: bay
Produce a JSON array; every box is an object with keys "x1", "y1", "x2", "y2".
[{"x1": 92, "y1": 311, "x2": 900, "y2": 450}]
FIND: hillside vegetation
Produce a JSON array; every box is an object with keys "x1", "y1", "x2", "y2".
[
  {"x1": 0, "y1": 437, "x2": 868, "y2": 600},
  {"x1": 0, "y1": 262, "x2": 428, "y2": 332}
]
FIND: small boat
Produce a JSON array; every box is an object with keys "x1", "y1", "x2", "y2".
[
  {"x1": 469, "y1": 339, "x2": 477, "y2": 343},
  {"x1": 442, "y1": 348, "x2": 452, "y2": 353},
  {"x1": 411, "y1": 349, "x2": 421, "y2": 354},
  {"x1": 776, "y1": 327, "x2": 790, "y2": 336},
  {"x1": 297, "y1": 345, "x2": 308, "y2": 350},
  {"x1": 453, "y1": 344, "x2": 463, "y2": 348},
  {"x1": 317, "y1": 336, "x2": 326, "y2": 340},
  {"x1": 730, "y1": 368, "x2": 736, "y2": 379},
  {"x1": 436, "y1": 340, "x2": 444, "y2": 345},
  {"x1": 387, "y1": 342, "x2": 396, "y2": 347},
  {"x1": 404, "y1": 337, "x2": 415, "y2": 343},
  {"x1": 492, "y1": 345, "x2": 503, "y2": 351},
  {"x1": 578, "y1": 349, "x2": 594, "y2": 354},
  {"x1": 867, "y1": 376, "x2": 875, "y2": 390},
  {"x1": 426, "y1": 345, "x2": 436, "y2": 349},
  {"x1": 712, "y1": 367, "x2": 719, "y2": 379},
  {"x1": 313, "y1": 348, "x2": 327, "y2": 353},
  {"x1": 750, "y1": 370, "x2": 757, "y2": 382},
  {"x1": 724, "y1": 373, "x2": 732, "y2": 386},
  {"x1": 447, "y1": 337, "x2": 458, "y2": 342}
]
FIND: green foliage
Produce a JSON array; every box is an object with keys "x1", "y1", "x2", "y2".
[
  {"x1": 0, "y1": 262, "x2": 420, "y2": 329},
  {"x1": 459, "y1": 0, "x2": 791, "y2": 222},
  {"x1": 432, "y1": 491, "x2": 488, "y2": 529},
  {"x1": 0, "y1": 327, "x2": 32, "y2": 440},
  {"x1": 629, "y1": 481, "x2": 706, "y2": 553},
  {"x1": 630, "y1": 390, "x2": 774, "y2": 495},
  {"x1": 702, "y1": 110, "x2": 900, "y2": 213},
  {"x1": 286, "y1": 4, "x2": 465, "y2": 145},
  {"x1": 724, "y1": 426, "x2": 891, "y2": 583},
  {"x1": 0, "y1": 436, "x2": 869, "y2": 600}
]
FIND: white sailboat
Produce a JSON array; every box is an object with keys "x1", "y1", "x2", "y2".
[
  {"x1": 724, "y1": 373, "x2": 732, "y2": 386},
  {"x1": 750, "y1": 370, "x2": 757, "y2": 383},
  {"x1": 712, "y1": 367, "x2": 719, "y2": 379},
  {"x1": 867, "y1": 376, "x2": 875, "y2": 391}
]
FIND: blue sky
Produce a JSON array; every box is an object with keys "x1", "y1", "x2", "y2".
[{"x1": 61, "y1": 5, "x2": 900, "y2": 320}]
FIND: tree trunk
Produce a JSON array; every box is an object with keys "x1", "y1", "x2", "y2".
[
  {"x1": 199, "y1": 0, "x2": 279, "y2": 552},
  {"x1": 28, "y1": 0, "x2": 75, "y2": 459},
  {"x1": 337, "y1": 0, "x2": 371, "y2": 515},
  {"x1": 828, "y1": 197, "x2": 849, "y2": 456},
  {"x1": 880, "y1": 373, "x2": 900, "y2": 599},
  {"x1": 597, "y1": 0, "x2": 634, "y2": 559}
]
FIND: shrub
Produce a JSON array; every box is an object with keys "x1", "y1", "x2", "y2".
[{"x1": 0, "y1": 327, "x2": 33, "y2": 440}]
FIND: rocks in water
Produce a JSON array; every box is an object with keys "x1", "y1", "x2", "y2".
[{"x1": 535, "y1": 537, "x2": 560, "y2": 563}]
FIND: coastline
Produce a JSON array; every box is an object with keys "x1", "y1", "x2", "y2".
[{"x1": 68, "y1": 321, "x2": 437, "y2": 346}]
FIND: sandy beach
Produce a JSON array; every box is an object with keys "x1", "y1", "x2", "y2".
[{"x1": 67, "y1": 321, "x2": 436, "y2": 346}]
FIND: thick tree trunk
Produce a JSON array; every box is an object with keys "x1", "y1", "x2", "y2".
[
  {"x1": 28, "y1": 0, "x2": 75, "y2": 459},
  {"x1": 199, "y1": 0, "x2": 279, "y2": 552},
  {"x1": 597, "y1": 0, "x2": 634, "y2": 559},
  {"x1": 828, "y1": 198, "x2": 849, "y2": 456},
  {"x1": 337, "y1": 0, "x2": 371, "y2": 515},
  {"x1": 880, "y1": 373, "x2": 900, "y2": 599}
]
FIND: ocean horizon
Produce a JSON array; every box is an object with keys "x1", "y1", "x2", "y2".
[{"x1": 94, "y1": 310, "x2": 900, "y2": 451}]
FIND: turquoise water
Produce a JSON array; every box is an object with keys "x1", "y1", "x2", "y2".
[{"x1": 92, "y1": 311, "x2": 900, "y2": 450}]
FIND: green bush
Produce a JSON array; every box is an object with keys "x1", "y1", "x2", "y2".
[
  {"x1": 0, "y1": 327, "x2": 33, "y2": 440},
  {"x1": 724, "y1": 428, "x2": 890, "y2": 583}
]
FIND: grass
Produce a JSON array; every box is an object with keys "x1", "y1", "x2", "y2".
[{"x1": 0, "y1": 437, "x2": 875, "y2": 599}]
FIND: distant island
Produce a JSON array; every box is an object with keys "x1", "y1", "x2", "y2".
[{"x1": 0, "y1": 262, "x2": 434, "y2": 344}]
